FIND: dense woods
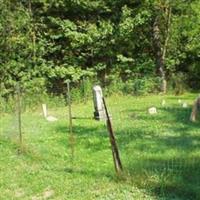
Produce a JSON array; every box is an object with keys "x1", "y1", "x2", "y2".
[{"x1": 1, "y1": 0, "x2": 200, "y2": 96}]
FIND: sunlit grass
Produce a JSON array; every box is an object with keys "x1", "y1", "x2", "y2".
[{"x1": 1, "y1": 93, "x2": 200, "y2": 199}]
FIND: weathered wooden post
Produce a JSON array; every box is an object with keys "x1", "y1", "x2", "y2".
[
  {"x1": 16, "y1": 83, "x2": 23, "y2": 152},
  {"x1": 93, "y1": 85, "x2": 106, "y2": 120},
  {"x1": 67, "y1": 81, "x2": 74, "y2": 162},
  {"x1": 102, "y1": 97, "x2": 123, "y2": 174}
]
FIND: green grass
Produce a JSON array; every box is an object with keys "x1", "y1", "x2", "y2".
[{"x1": 1, "y1": 93, "x2": 200, "y2": 200}]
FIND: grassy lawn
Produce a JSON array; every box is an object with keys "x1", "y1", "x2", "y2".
[{"x1": 1, "y1": 93, "x2": 200, "y2": 200}]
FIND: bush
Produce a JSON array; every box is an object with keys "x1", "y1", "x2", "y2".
[
  {"x1": 104, "y1": 79, "x2": 124, "y2": 96},
  {"x1": 170, "y1": 72, "x2": 188, "y2": 95},
  {"x1": 122, "y1": 77, "x2": 160, "y2": 95}
]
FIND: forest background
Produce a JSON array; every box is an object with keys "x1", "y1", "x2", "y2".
[{"x1": 1, "y1": 0, "x2": 200, "y2": 98}]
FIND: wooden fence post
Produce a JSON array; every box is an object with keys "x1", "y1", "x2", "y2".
[
  {"x1": 16, "y1": 83, "x2": 23, "y2": 152},
  {"x1": 102, "y1": 97, "x2": 123, "y2": 174},
  {"x1": 67, "y1": 81, "x2": 74, "y2": 162}
]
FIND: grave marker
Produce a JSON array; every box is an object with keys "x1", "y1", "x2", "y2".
[
  {"x1": 148, "y1": 107, "x2": 157, "y2": 114},
  {"x1": 93, "y1": 85, "x2": 106, "y2": 120},
  {"x1": 182, "y1": 102, "x2": 188, "y2": 108},
  {"x1": 42, "y1": 104, "x2": 58, "y2": 121},
  {"x1": 42, "y1": 104, "x2": 47, "y2": 118},
  {"x1": 161, "y1": 99, "x2": 166, "y2": 106}
]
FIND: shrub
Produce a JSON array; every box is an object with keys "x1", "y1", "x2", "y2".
[
  {"x1": 122, "y1": 77, "x2": 160, "y2": 95},
  {"x1": 170, "y1": 72, "x2": 188, "y2": 95}
]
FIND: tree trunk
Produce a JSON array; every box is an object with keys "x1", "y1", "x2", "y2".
[
  {"x1": 153, "y1": 16, "x2": 167, "y2": 94},
  {"x1": 162, "y1": 7, "x2": 172, "y2": 61},
  {"x1": 28, "y1": 0, "x2": 36, "y2": 64},
  {"x1": 153, "y1": 5, "x2": 172, "y2": 94}
]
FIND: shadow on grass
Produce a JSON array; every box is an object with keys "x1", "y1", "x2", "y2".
[
  {"x1": 53, "y1": 105, "x2": 200, "y2": 199},
  {"x1": 43, "y1": 165, "x2": 115, "y2": 180},
  {"x1": 159, "y1": 106, "x2": 200, "y2": 126},
  {"x1": 126, "y1": 156, "x2": 200, "y2": 200},
  {"x1": 0, "y1": 136, "x2": 44, "y2": 161},
  {"x1": 119, "y1": 106, "x2": 200, "y2": 199},
  {"x1": 166, "y1": 94, "x2": 197, "y2": 100},
  {"x1": 55, "y1": 123, "x2": 110, "y2": 151}
]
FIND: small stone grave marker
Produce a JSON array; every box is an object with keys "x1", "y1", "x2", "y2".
[
  {"x1": 161, "y1": 99, "x2": 166, "y2": 106},
  {"x1": 42, "y1": 103, "x2": 47, "y2": 118},
  {"x1": 182, "y1": 102, "x2": 188, "y2": 108},
  {"x1": 42, "y1": 103, "x2": 58, "y2": 122},
  {"x1": 93, "y1": 85, "x2": 106, "y2": 120},
  {"x1": 148, "y1": 107, "x2": 157, "y2": 114}
]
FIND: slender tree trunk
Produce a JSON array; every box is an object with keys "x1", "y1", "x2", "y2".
[
  {"x1": 153, "y1": 16, "x2": 167, "y2": 94},
  {"x1": 28, "y1": 0, "x2": 36, "y2": 64},
  {"x1": 162, "y1": 7, "x2": 172, "y2": 61},
  {"x1": 153, "y1": 6, "x2": 172, "y2": 94}
]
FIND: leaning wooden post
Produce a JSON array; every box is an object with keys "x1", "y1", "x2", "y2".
[
  {"x1": 102, "y1": 97, "x2": 123, "y2": 174},
  {"x1": 67, "y1": 81, "x2": 74, "y2": 162},
  {"x1": 16, "y1": 83, "x2": 23, "y2": 152},
  {"x1": 190, "y1": 97, "x2": 200, "y2": 122}
]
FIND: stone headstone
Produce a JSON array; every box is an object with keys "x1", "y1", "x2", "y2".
[
  {"x1": 182, "y1": 102, "x2": 188, "y2": 108},
  {"x1": 93, "y1": 85, "x2": 106, "y2": 120},
  {"x1": 42, "y1": 103, "x2": 58, "y2": 121},
  {"x1": 42, "y1": 104, "x2": 47, "y2": 118},
  {"x1": 178, "y1": 99, "x2": 182, "y2": 104},
  {"x1": 161, "y1": 99, "x2": 166, "y2": 106},
  {"x1": 148, "y1": 107, "x2": 157, "y2": 114}
]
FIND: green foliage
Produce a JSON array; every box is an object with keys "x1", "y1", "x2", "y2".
[
  {"x1": 122, "y1": 77, "x2": 160, "y2": 95},
  {"x1": 0, "y1": 0, "x2": 200, "y2": 96},
  {"x1": 171, "y1": 72, "x2": 188, "y2": 95}
]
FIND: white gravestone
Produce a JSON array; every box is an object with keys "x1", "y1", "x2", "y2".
[
  {"x1": 42, "y1": 103, "x2": 58, "y2": 122},
  {"x1": 148, "y1": 107, "x2": 157, "y2": 114},
  {"x1": 182, "y1": 102, "x2": 188, "y2": 108},
  {"x1": 93, "y1": 85, "x2": 106, "y2": 120},
  {"x1": 161, "y1": 100, "x2": 166, "y2": 106},
  {"x1": 42, "y1": 104, "x2": 47, "y2": 118}
]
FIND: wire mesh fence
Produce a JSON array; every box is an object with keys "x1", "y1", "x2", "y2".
[{"x1": 1, "y1": 82, "x2": 200, "y2": 196}]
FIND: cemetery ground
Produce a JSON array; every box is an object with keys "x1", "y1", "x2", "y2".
[{"x1": 1, "y1": 93, "x2": 200, "y2": 200}]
